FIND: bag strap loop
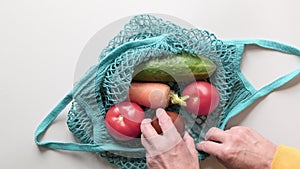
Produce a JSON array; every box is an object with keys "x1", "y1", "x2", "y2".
[
  {"x1": 34, "y1": 90, "x2": 146, "y2": 152},
  {"x1": 220, "y1": 40, "x2": 300, "y2": 129},
  {"x1": 34, "y1": 90, "x2": 105, "y2": 152}
]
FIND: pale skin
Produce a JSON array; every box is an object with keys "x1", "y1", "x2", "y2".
[
  {"x1": 141, "y1": 108, "x2": 199, "y2": 169},
  {"x1": 198, "y1": 126, "x2": 277, "y2": 169},
  {"x1": 141, "y1": 109, "x2": 277, "y2": 169}
]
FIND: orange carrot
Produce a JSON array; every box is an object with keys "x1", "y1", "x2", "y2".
[{"x1": 127, "y1": 82, "x2": 188, "y2": 109}]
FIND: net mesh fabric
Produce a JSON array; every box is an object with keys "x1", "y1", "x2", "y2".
[{"x1": 67, "y1": 14, "x2": 252, "y2": 169}]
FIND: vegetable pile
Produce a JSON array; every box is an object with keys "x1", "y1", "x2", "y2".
[{"x1": 104, "y1": 52, "x2": 220, "y2": 141}]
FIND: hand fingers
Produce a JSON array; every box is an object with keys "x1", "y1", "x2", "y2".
[
  {"x1": 156, "y1": 108, "x2": 176, "y2": 134},
  {"x1": 183, "y1": 132, "x2": 198, "y2": 157},
  {"x1": 205, "y1": 127, "x2": 227, "y2": 143},
  {"x1": 141, "y1": 118, "x2": 158, "y2": 138},
  {"x1": 197, "y1": 141, "x2": 222, "y2": 157},
  {"x1": 141, "y1": 134, "x2": 152, "y2": 153},
  {"x1": 197, "y1": 127, "x2": 227, "y2": 157},
  {"x1": 141, "y1": 133, "x2": 162, "y2": 157},
  {"x1": 140, "y1": 123, "x2": 162, "y2": 157}
]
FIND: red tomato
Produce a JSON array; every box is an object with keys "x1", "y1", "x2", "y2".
[
  {"x1": 182, "y1": 81, "x2": 220, "y2": 116},
  {"x1": 105, "y1": 102, "x2": 145, "y2": 141}
]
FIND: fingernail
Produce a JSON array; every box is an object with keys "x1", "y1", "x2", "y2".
[
  {"x1": 156, "y1": 108, "x2": 165, "y2": 117},
  {"x1": 156, "y1": 108, "x2": 170, "y2": 124},
  {"x1": 141, "y1": 118, "x2": 152, "y2": 124},
  {"x1": 196, "y1": 143, "x2": 201, "y2": 150}
]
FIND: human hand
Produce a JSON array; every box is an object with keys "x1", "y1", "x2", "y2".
[
  {"x1": 197, "y1": 126, "x2": 277, "y2": 169},
  {"x1": 141, "y1": 108, "x2": 199, "y2": 169}
]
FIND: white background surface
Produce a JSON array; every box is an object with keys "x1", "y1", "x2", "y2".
[{"x1": 1, "y1": 0, "x2": 300, "y2": 169}]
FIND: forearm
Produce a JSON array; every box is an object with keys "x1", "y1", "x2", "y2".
[{"x1": 271, "y1": 144, "x2": 300, "y2": 169}]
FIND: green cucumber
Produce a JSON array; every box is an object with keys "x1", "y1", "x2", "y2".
[{"x1": 132, "y1": 52, "x2": 216, "y2": 82}]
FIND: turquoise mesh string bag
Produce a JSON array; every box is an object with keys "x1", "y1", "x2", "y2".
[{"x1": 34, "y1": 14, "x2": 300, "y2": 169}]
